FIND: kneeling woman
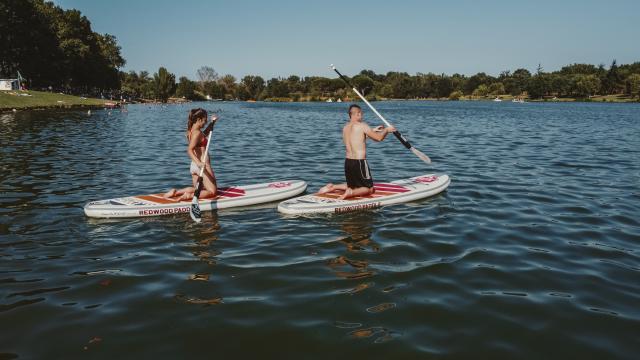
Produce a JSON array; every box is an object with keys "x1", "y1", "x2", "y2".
[{"x1": 165, "y1": 108, "x2": 219, "y2": 200}]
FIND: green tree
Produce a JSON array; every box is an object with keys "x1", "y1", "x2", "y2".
[
  {"x1": 1, "y1": 0, "x2": 123, "y2": 90},
  {"x1": 559, "y1": 63, "x2": 600, "y2": 75},
  {"x1": 0, "y1": 0, "x2": 63, "y2": 85},
  {"x1": 503, "y1": 78, "x2": 521, "y2": 96},
  {"x1": 435, "y1": 75, "x2": 453, "y2": 98},
  {"x1": 352, "y1": 75, "x2": 375, "y2": 96},
  {"x1": 219, "y1": 74, "x2": 237, "y2": 99},
  {"x1": 286, "y1": 75, "x2": 302, "y2": 93},
  {"x1": 240, "y1": 75, "x2": 265, "y2": 100},
  {"x1": 120, "y1": 71, "x2": 140, "y2": 98},
  {"x1": 488, "y1": 82, "x2": 505, "y2": 95},
  {"x1": 603, "y1": 60, "x2": 623, "y2": 94},
  {"x1": 450, "y1": 73, "x2": 467, "y2": 93},
  {"x1": 511, "y1": 68, "x2": 532, "y2": 95},
  {"x1": 310, "y1": 77, "x2": 332, "y2": 96},
  {"x1": 359, "y1": 69, "x2": 384, "y2": 82},
  {"x1": 203, "y1": 81, "x2": 225, "y2": 99},
  {"x1": 153, "y1": 67, "x2": 176, "y2": 102},
  {"x1": 527, "y1": 74, "x2": 551, "y2": 99},
  {"x1": 464, "y1": 72, "x2": 493, "y2": 95},
  {"x1": 265, "y1": 78, "x2": 289, "y2": 98},
  {"x1": 572, "y1": 74, "x2": 601, "y2": 98},
  {"x1": 449, "y1": 90, "x2": 463, "y2": 100},
  {"x1": 414, "y1": 73, "x2": 436, "y2": 98},
  {"x1": 627, "y1": 74, "x2": 640, "y2": 99},
  {"x1": 386, "y1": 72, "x2": 413, "y2": 98},
  {"x1": 175, "y1": 76, "x2": 198, "y2": 100},
  {"x1": 472, "y1": 84, "x2": 489, "y2": 97}
]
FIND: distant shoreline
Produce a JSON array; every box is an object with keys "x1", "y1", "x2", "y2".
[
  {"x1": 3, "y1": 92, "x2": 638, "y2": 113},
  {"x1": 258, "y1": 94, "x2": 639, "y2": 104}
]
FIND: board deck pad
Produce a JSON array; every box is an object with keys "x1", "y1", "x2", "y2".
[
  {"x1": 85, "y1": 180, "x2": 307, "y2": 218},
  {"x1": 277, "y1": 174, "x2": 449, "y2": 215}
]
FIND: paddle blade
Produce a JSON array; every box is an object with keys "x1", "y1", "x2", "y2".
[
  {"x1": 410, "y1": 147, "x2": 431, "y2": 164},
  {"x1": 190, "y1": 196, "x2": 202, "y2": 223}
]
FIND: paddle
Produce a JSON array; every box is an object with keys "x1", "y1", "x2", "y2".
[
  {"x1": 330, "y1": 65, "x2": 431, "y2": 164},
  {"x1": 190, "y1": 126, "x2": 215, "y2": 223}
]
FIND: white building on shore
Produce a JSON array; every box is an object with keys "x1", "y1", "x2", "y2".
[{"x1": 0, "y1": 79, "x2": 19, "y2": 91}]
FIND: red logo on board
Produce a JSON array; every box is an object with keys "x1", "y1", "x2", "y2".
[
  {"x1": 269, "y1": 182, "x2": 292, "y2": 188},
  {"x1": 414, "y1": 176, "x2": 438, "y2": 183}
]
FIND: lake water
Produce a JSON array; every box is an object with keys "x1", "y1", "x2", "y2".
[{"x1": 1, "y1": 101, "x2": 639, "y2": 359}]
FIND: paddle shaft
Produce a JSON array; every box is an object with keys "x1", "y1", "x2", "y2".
[
  {"x1": 193, "y1": 129, "x2": 214, "y2": 199},
  {"x1": 332, "y1": 67, "x2": 412, "y2": 149}
]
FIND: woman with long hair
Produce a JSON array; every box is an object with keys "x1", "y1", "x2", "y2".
[{"x1": 164, "y1": 108, "x2": 219, "y2": 200}]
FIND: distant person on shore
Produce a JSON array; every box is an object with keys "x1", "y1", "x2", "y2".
[
  {"x1": 164, "y1": 108, "x2": 219, "y2": 200},
  {"x1": 318, "y1": 104, "x2": 395, "y2": 200}
]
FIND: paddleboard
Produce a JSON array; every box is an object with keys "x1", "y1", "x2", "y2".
[
  {"x1": 277, "y1": 174, "x2": 449, "y2": 215},
  {"x1": 85, "y1": 180, "x2": 307, "y2": 218}
]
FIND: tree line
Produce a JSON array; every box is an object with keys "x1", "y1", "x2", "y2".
[
  {"x1": 3, "y1": 1, "x2": 639, "y2": 101},
  {"x1": 122, "y1": 61, "x2": 640, "y2": 103},
  {"x1": 1, "y1": 0, "x2": 124, "y2": 91}
]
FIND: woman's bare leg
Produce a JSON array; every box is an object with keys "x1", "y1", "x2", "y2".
[
  {"x1": 202, "y1": 168, "x2": 217, "y2": 196},
  {"x1": 164, "y1": 186, "x2": 194, "y2": 199},
  {"x1": 163, "y1": 188, "x2": 177, "y2": 198}
]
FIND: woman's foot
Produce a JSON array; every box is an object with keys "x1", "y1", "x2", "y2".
[
  {"x1": 178, "y1": 191, "x2": 194, "y2": 201},
  {"x1": 163, "y1": 189, "x2": 177, "y2": 198},
  {"x1": 318, "y1": 183, "x2": 334, "y2": 194}
]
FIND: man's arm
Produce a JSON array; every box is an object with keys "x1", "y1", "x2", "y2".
[{"x1": 364, "y1": 123, "x2": 395, "y2": 142}]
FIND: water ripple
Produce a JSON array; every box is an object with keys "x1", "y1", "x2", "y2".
[{"x1": 1, "y1": 102, "x2": 639, "y2": 358}]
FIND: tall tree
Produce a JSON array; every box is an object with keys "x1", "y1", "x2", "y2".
[
  {"x1": 219, "y1": 74, "x2": 237, "y2": 99},
  {"x1": 175, "y1": 76, "x2": 198, "y2": 100},
  {"x1": 1, "y1": 0, "x2": 124, "y2": 90},
  {"x1": 352, "y1": 75, "x2": 375, "y2": 96},
  {"x1": 240, "y1": 75, "x2": 265, "y2": 100},
  {"x1": 153, "y1": 67, "x2": 176, "y2": 102},
  {"x1": 603, "y1": 60, "x2": 623, "y2": 94},
  {"x1": 627, "y1": 74, "x2": 640, "y2": 99},
  {"x1": 196, "y1": 66, "x2": 219, "y2": 86}
]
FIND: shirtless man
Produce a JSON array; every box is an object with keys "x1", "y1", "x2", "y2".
[{"x1": 319, "y1": 104, "x2": 395, "y2": 200}]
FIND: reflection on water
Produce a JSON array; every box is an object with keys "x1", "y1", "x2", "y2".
[
  {"x1": 326, "y1": 212, "x2": 406, "y2": 344},
  {"x1": 1, "y1": 102, "x2": 639, "y2": 358}
]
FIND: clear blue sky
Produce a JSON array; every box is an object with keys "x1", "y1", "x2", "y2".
[{"x1": 54, "y1": 0, "x2": 640, "y2": 80}]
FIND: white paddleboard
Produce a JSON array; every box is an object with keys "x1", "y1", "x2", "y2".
[
  {"x1": 85, "y1": 180, "x2": 307, "y2": 218},
  {"x1": 278, "y1": 174, "x2": 449, "y2": 215}
]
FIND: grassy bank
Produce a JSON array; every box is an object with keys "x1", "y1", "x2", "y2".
[{"x1": 0, "y1": 90, "x2": 115, "y2": 111}]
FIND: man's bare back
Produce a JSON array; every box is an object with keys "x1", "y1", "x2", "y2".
[{"x1": 343, "y1": 122, "x2": 367, "y2": 159}]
